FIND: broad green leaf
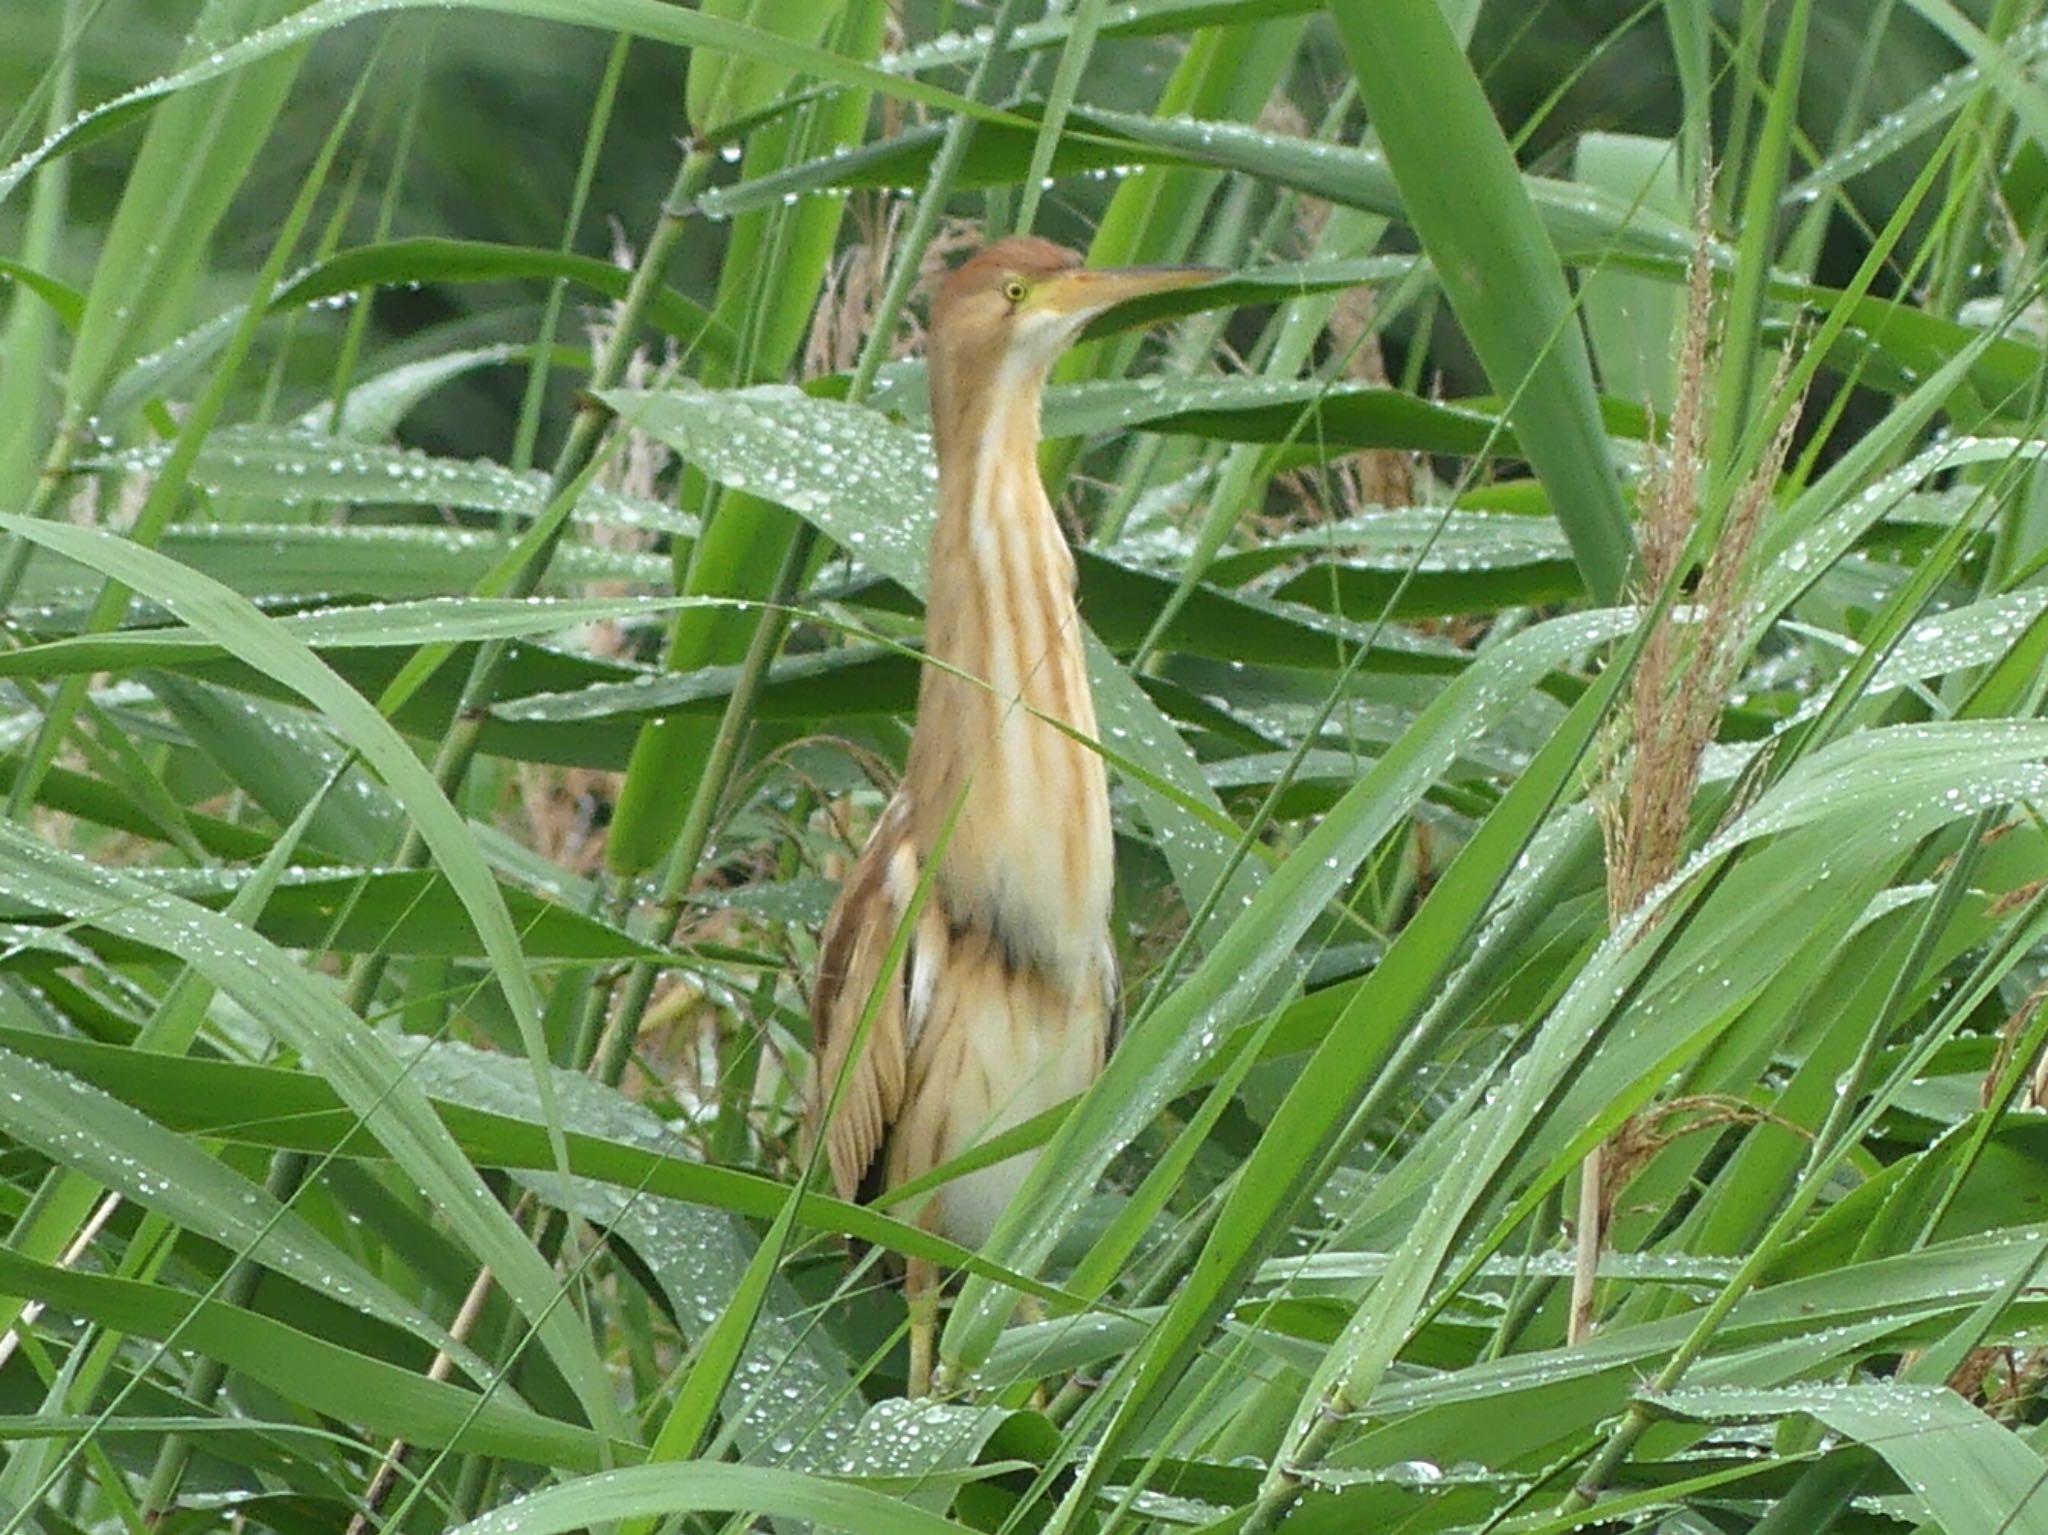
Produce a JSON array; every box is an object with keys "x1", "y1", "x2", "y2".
[
  {"x1": 451, "y1": 1463, "x2": 978, "y2": 1535},
  {"x1": 0, "y1": 865, "x2": 669, "y2": 963},
  {"x1": 147, "y1": 674, "x2": 402, "y2": 863},
  {"x1": 832, "y1": 1398, "x2": 1019, "y2": 1514},
  {"x1": 1028, "y1": 644, "x2": 1631, "y2": 1527},
  {"x1": 686, "y1": 0, "x2": 849, "y2": 135},
  {"x1": 1574, "y1": 132, "x2": 1686, "y2": 414},
  {"x1": 1, "y1": 594, "x2": 722, "y2": 677},
  {"x1": 1331, "y1": 0, "x2": 1633, "y2": 599},
  {"x1": 1649, "y1": 1381, "x2": 2048, "y2": 1535},
  {"x1": 14, "y1": 524, "x2": 667, "y2": 609},
  {"x1": 0, "y1": 514, "x2": 584, "y2": 1172},
  {"x1": 1785, "y1": 21, "x2": 2048, "y2": 202},
  {"x1": 1038, "y1": 378, "x2": 1544, "y2": 454},
  {"x1": 1240, "y1": 511, "x2": 1583, "y2": 618},
  {"x1": 0, "y1": 256, "x2": 83, "y2": 332},
  {"x1": 1903, "y1": 0, "x2": 2048, "y2": 156},
  {"x1": 0, "y1": 1244, "x2": 611, "y2": 1468},
  {"x1": 1320, "y1": 1229, "x2": 2048, "y2": 1477},
  {"x1": 700, "y1": 107, "x2": 1699, "y2": 273},
  {"x1": 303, "y1": 343, "x2": 545, "y2": 441},
  {"x1": 394, "y1": 1033, "x2": 866, "y2": 1470},
  {"x1": 1288, "y1": 720, "x2": 2048, "y2": 1456},
  {"x1": 0, "y1": 826, "x2": 621, "y2": 1429},
  {"x1": 273, "y1": 239, "x2": 736, "y2": 363},
  {"x1": 0, "y1": 1043, "x2": 501, "y2": 1383},
  {"x1": 1760, "y1": 436, "x2": 2047, "y2": 623},
  {"x1": 61, "y1": 0, "x2": 303, "y2": 412},
  {"x1": 0, "y1": 1024, "x2": 1086, "y2": 1302},
  {"x1": 0, "y1": 0, "x2": 1036, "y2": 213},
  {"x1": 882, "y1": 0, "x2": 1322, "y2": 78},
  {"x1": 102, "y1": 426, "x2": 695, "y2": 535}
]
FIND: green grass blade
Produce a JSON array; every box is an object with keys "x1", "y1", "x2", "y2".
[{"x1": 1330, "y1": 0, "x2": 1633, "y2": 599}]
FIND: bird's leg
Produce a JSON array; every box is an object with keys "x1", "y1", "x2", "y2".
[{"x1": 906, "y1": 1256, "x2": 939, "y2": 1398}]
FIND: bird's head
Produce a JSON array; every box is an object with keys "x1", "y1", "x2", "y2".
[{"x1": 929, "y1": 235, "x2": 1221, "y2": 387}]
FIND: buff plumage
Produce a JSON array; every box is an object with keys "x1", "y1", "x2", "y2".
[{"x1": 806, "y1": 236, "x2": 1215, "y2": 1394}]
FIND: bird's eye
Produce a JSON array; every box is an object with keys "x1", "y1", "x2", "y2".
[{"x1": 1002, "y1": 279, "x2": 1027, "y2": 304}]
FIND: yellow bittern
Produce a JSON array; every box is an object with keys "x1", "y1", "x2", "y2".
[{"x1": 806, "y1": 236, "x2": 1218, "y2": 1395}]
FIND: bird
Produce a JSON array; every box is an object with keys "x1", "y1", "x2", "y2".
[{"x1": 805, "y1": 235, "x2": 1219, "y2": 1396}]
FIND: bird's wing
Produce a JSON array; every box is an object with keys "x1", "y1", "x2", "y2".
[{"x1": 807, "y1": 794, "x2": 922, "y2": 1203}]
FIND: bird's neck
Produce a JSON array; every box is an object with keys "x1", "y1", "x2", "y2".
[
  {"x1": 922, "y1": 351, "x2": 1082, "y2": 708},
  {"x1": 905, "y1": 351, "x2": 1112, "y2": 980}
]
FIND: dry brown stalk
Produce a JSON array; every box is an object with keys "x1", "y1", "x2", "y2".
[
  {"x1": 1601, "y1": 1092, "x2": 1811, "y2": 1198},
  {"x1": 343, "y1": 1259, "x2": 500, "y2": 1535},
  {"x1": 1988, "y1": 878, "x2": 2048, "y2": 919},
  {"x1": 1982, "y1": 982, "x2": 2048, "y2": 1109},
  {"x1": 806, "y1": 196, "x2": 911, "y2": 379},
  {"x1": 0, "y1": 1191, "x2": 122, "y2": 1372},
  {"x1": 1993, "y1": 1348, "x2": 2048, "y2": 1421}
]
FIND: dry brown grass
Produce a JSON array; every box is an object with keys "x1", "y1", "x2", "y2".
[
  {"x1": 1573, "y1": 195, "x2": 1806, "y2": 1344},
  {"x1": 1597, "y1": 226, "x2": 1799, "y2": 926}
]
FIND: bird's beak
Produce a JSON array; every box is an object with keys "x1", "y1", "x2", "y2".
[{"x1": 1039, "y1": 263, "x2": 1226, "y2": 320}]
